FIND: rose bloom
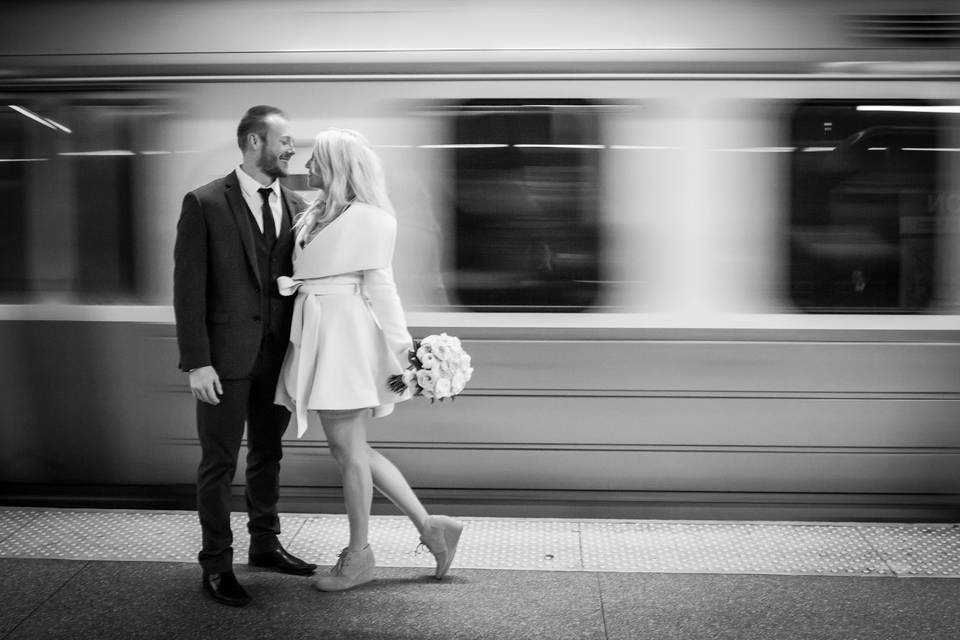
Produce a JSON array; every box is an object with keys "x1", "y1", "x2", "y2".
[
  {"x1": 416, "y1": 369, "x2": 435, "y2": 390},
  {"x1": 445, "y1": 352, "x2": 463, "y2": 368},
  {"x1": 434, "y1": 377, "x2": 452, "y2": 398},
  {"x1": 451, "y1": 371, "x2": 466, "y2": 394}
]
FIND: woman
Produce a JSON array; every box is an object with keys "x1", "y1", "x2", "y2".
[{"x1": 274, "y1": 128, "x2": 462, "y2": 592}]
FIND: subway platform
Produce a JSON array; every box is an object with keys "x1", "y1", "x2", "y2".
[{"x1": 2, "y1": 507, "x2": 960, "y2": 639}]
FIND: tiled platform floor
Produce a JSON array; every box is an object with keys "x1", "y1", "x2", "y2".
[
  {"x1": 6, "y1": 560, "x2": 960, "y2": 640},
  {"x1": 2, "y1": 507, "x2": 960, "y2": 578}
]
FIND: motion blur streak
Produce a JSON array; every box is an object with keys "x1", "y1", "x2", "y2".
[{"x1": 0, "y1": 0, "x2": 958, "y2": 520}]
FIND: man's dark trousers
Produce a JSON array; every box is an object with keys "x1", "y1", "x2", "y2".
[{"x1": 195, "y1": 332, "x2": 290, "y2": 574}]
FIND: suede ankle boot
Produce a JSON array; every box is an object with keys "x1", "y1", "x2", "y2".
[
  {"x1": 313, "y1": 545, "x2": 375, "y2": 592},
  {"x1": 419, "y1": 515, "x2": 463, "y2": 579}
]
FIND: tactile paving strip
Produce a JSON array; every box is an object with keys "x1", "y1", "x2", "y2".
[
  {"x1": 287, "y1": 514, "x2": 436, "y2": 570},
  {"x1": 580, "y1": 521, "x2": 893, "y2": 576},
  {"x1": 450, "y1": 518, "x2": 583, "y2": 571},
  {"x1": 0, "y1": 510, "x2": 199, "y2": 561},
  {"x1": 859, "y1": 524, "x2": 960, "y2": 577},
  {"x1": 0, "y1": 509, "x2": 305, "y2": 562},
  {"x1": 288, "y1": 516, "x2": 583, "y2": 572},
  {"x1": 2, "y1": 508, "x2": 960, "y2": 578},
  {"x1": 0, "y1": 509, "x2": 42, "y2": 544}
]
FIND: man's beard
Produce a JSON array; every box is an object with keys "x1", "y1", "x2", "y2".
[{"x1": 258, "y1": 151, "x2": 288, "y2": 179}]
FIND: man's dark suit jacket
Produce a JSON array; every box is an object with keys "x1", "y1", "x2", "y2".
[{"x1": 173, "y1": 170, "x2": 306, "y2": 379}]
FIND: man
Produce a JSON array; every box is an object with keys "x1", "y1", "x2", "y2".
[{"x1": 174, "y1": 105, "x2": 316, "y2": 607}]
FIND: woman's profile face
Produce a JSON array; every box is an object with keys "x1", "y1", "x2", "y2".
[{"x1": 305, "y1": 155, "x2": 324, "y2": 190}]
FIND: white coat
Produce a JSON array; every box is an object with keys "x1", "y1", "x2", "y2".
[{"x1": 273, "y1": 203, "x2": 413, "y2": 438}]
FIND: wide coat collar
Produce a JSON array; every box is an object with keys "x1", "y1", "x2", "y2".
[{"x1": 293, "y1": 203, "x2": 395, "y2": 279}]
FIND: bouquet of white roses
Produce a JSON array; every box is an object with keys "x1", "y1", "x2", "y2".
[{"x1": 388, "y1": 333, "x2": 473, "y2": 402}]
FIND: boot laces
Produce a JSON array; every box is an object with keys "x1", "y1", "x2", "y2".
[
  {"x1": 331, "y1": 548, "x2": 351, "y2": 575},
  {"x1": 417, "y1": 526, "x2": 441, "y2": 555}
]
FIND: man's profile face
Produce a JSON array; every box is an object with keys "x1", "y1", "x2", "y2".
[{"x1": 257, "y1": 114, "x2": 295, "y2": 179}]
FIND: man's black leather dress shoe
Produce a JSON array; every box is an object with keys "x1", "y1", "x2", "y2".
[
  {"x1": 249, "y1": 545, "x2": 317, "y2": 575},
  {"x1": 202, "y1": 571, "x2": 252, "y2": 607}
]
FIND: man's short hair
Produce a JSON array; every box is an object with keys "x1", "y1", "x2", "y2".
[{"x1": 237, "y1": 105, "x2": 288, "y2": 151}]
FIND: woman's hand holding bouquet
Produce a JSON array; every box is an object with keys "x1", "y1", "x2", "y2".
[{"x1": 388, "y1": 333, "x2": 473, "y2": 402}]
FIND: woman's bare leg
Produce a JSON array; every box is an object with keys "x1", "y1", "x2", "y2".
[
  {"x1": 367, "y1": 445, "x2": 428, "y2": 532},
  {"x1": 319, "y1": 410, "x2": 372, "y2": 551}
]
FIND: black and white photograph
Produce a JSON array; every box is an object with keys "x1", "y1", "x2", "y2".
[{"x1": 1, "y1": 1, "x2": 960, "y2": 638}]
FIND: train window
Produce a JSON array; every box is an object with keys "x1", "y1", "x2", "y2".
[
  {"x1": 789, "y1": 100, "x2": 948, "y2": 312},
  {"x1": 450, "y1": 99, "x2": 600, "y2": 311},
  {"x1": 0, "y1": 111, "x2": 28, "y2": 294},
  {"x1": 0, "y1": 99, "x2": 157, "y2": 303}
]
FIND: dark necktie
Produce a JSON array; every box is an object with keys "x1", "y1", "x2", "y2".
[{"x1": 258, "y1": 187, "x2": 277, "y2": 247}]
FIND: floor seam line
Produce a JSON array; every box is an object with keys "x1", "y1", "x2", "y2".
[
  {"x1": 857, "y1": 527, "x2": 898, "y2": 577},
  {"x1": 285, "y1": 515, "x2": 310, "y2": 548},
  {"x1": 596, "y1": 572, "x2": 610, "y2": 640},
  {"x1": 577, "y1": 520, "x2": 586, "y2": 571},
  {"x1": 0, "y1": 511, "x2": 43, "y2": 548},
  {"x1": 2, "y1": 559, "x2": 90, "y2": 639}
]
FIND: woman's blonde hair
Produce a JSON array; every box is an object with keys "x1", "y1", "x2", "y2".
[{"x1": 295, "y1": 128, "x2": 394, "y2": 245}]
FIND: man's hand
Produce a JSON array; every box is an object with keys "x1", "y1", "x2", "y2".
[{"x1": 189, "y1": 366, "x2": 223, "y2": 405}]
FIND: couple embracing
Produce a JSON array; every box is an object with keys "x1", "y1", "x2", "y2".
[{"x1": 173, "y1": 105, "x2": 462, "y2": 607}]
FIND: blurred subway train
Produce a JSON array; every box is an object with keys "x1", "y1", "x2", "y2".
[{"x1": 1, "y1": 0, "x2": 959, "y2": 520}]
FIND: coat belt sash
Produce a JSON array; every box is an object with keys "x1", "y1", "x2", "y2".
[{"x1": 276, "y1": 275, "x2": 361, "y2": 437}]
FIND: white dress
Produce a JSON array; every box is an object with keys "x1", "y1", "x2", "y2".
[{"x1": 274, "y1": 203, "x2": 413, "y2": 438}]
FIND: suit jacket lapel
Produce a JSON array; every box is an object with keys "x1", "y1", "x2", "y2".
[
  {"x1": 274, "y1": 186, "x2": 294, "y2": 264},
  {"x1": 280, "y1": 185, "x2": 301, "y2": 231},
  {"x1": 223, "y1": 171, "x2": 261, "y2": 287}
]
